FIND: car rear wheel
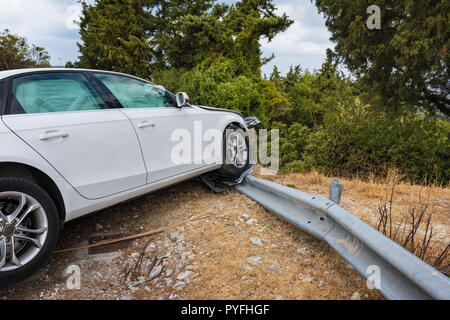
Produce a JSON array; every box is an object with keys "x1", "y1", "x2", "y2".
[
  {"x1": 0, "y1": 178, "x2": 60, "y2": 287},
  {"x1": 219, "y1": 124, "x2": 250, "y2": 177}
]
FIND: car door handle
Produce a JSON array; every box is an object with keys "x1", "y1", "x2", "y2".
[
  {"x1": 137, "y1": 121, "x2": 156, "y2": 129},
  {"x1": 38, "y1": 131, "x2": 69, "y2": 141}
]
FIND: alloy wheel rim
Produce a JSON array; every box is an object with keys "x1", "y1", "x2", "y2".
[
  {"x1": 0, "y1": 192, "x2": 48, "y2": 272},
  {"x1": 227, "y1": 131, "x2": 248, "y2": 169}
]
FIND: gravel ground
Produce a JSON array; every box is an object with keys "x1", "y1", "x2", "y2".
[{"x1": 1, "y1": 178, "x2": 384, "y2": 300}]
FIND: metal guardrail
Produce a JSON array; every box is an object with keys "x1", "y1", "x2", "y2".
[{"x1": 235, "y1": 175, "x2": 450, "y2": 300}]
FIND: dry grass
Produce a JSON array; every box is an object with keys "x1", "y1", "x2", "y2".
[
  {"x1": 376, "y1": 173, "x2": 449, "y2": 273},
  {"x1": 255, "y1": 167, "x2": 450, "y2": 275},
  {"x1": 168, "y1": 189, "x2": 381, "y2": 300}
]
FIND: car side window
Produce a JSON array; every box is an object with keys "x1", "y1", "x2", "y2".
[
  {"x1": 94, "y1": 73, "x2": 175, "y2": 109},
  {"x1": 12, "y1": 73, "x2": 105, "y2": 114}
]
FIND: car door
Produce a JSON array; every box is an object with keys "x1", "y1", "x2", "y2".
[
  {"x1": 2, "y1": 72, "x2": 147, "y2": 199},
  {"x1": 91, "y1": 73, "x2": 219, "y2": 184}
]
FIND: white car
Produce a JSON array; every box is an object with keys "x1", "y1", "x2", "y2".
[{"x1": 0, "y1": 68, "x2": 258, "y2": 285}]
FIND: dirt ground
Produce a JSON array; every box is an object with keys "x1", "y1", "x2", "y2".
[{"x1": 1, "y1": 170, "x2": 448, "y2": 300}]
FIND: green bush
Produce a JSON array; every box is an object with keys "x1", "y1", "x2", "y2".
[
  {"x1": 154, "y1": 58, "x2": 449, "y2": 185},
  {"x1": 303, "y1": 102, "x2": 450, "y2": 184},
  {"x1": 153, "y1": 57, "x2": 272, "y2": 126}
]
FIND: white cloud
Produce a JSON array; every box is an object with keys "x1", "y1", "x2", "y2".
[
  {"x1": 0, "y1": 0, "x2": 89, "y2": 65},
  {"x1": 0, "y1": 0, "x2": 333, "y2": 72},
  {"x1": 260, "y1": 1, "x2": 334, "y2": 75}
]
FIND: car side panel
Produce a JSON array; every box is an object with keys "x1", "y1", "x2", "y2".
[
  {"x1": 0, "y1": 117, "x2": 85, "y2": 218},
  {"x1": 0, "y1": 117, "x2": 223, "y2": 222},
  {"x1": 2, "y1": 110, "x2": 147, "y2": 199}
]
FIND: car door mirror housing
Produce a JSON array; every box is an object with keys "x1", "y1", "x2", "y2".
[{"x1": 176, "y1": 92, "x2": 190, "y2": 108}]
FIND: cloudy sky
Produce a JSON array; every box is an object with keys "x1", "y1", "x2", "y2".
[{"x1": 0, "y1": 0, "x2": 334, "y2": 75}]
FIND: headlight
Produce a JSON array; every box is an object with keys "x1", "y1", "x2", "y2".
[{"x1": 244, "y1": 117, "x2": 262, "y2": 129}]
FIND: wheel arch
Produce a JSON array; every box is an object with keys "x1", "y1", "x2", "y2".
[
  {"x1": 227, "y1": 121, "x2": 247, "y2": 131},
  {"x1": 0, "y1": 162, "x2": 66, "y2": 223}
]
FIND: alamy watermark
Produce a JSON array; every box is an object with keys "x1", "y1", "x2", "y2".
[
  {"x1": 367, "y1": 5, "x2": 381, "y2": 30},
  {"x1": 366, "y1": 265, "x2": 382, "y2": 290},
  {"x1": 170, "y1": 122, "x2": 279, "y2": 175},
  {"x1": 64, "y1": 264, "x2": 81, "y2": 290}
]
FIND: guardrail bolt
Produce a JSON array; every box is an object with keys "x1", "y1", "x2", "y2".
[{"x1": 329, "y1": 179, "x2": 344, "y2": 205}]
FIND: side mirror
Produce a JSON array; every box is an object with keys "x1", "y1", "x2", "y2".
[{"x1": 176, "y1": 92, "x2": 190, "y2": 108}]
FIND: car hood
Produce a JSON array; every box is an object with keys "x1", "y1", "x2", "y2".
[{"x1": 195, "y1": 105, "x2": 244, "y2": 118}]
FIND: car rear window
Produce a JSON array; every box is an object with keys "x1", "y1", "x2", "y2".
[{"x1": 12, "y1": 73, "x2": 105, "y2": 114}]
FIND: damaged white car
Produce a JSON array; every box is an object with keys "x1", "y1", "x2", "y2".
[{"x1": 0, "y1": 68, "x2": 260, "y2": 285}]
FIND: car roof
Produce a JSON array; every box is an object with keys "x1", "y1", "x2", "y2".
[{"x1": 0, "y1": 68, "x2": 148, "y2": 81}]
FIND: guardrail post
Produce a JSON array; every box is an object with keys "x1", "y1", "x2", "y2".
[{"x1": 329, "y1": 179, "x2": 344, "y2": 205}]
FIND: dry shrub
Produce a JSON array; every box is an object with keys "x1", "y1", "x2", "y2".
[{"x1": 377, "y1": 173, "x2": 450, "y2": 274}]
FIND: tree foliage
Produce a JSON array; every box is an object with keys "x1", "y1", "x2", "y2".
[
  {"x1": 73, "y1": 0, "x2": 449, "y2": 184},
  {"x1": 75, "y1": 0, "x2": 292, "y2": 78},
  {"x1": 0, "y1": 29, "x2": 51, "y2": 71},
  {"x1": 314, "y1": 0, "x2": 450, "y2": 116}
]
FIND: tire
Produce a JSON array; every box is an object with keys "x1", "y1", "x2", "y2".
[
  {"x1": 219, "y1": 124, "x2": 250, "y2": 177},
  {"x1": 0, "y1": 178, "x2": 60, "y2": 287}
]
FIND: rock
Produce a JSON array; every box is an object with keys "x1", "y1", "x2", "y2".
[
  {"x1": 150, "y1": 265, "x2": 163, "y2": 280},
  {"x1": 247, "y1": 256, "x2": 263, "y2": 266},
  {"x1": 351, "y1": 292, "x2": 361, "y2": 300},
  {"x1": 177, "y1": 271, "x2": 193, "y2": 281},
  {"x1": 120, "y1": 295, "x2": 134, "y2": 300},
  {"x1": 242, "y1": 214, "x2": 250, "y2": 221},
  {"x1": 165, "y1": 269, "x2": 173, "y2": 277},
  {"x1": 250, "y1": 237, "x2": 263, "y2": 246},
  {"x1": 301, "y1": 274, "x2": 314, "y2": 283},
  {"x1": 319, "y1": 280, "x2": 324, "y2": 286},
  {"x1": 166, "y1": 278, "x2": 173, "y2": 286},
  {"x1": 181, "y1": 252, "x2": 192, "y2": 260},
  {"x1": 275, "y1": 295, "x2": 284, "y2": 300},
  {"x1": 173, "y1": 281, "x2": 185, "y2": 290},
  {"x1": 169, "y1": 293, "x2": 180, "y2": 299},
  {"x1": 234, "y1": 221, "x2": 240, "y2": 227},
  {"x1": 131, "y1": 252, "x2": 139, "y2": 258},
  {"x1": 93, "y1": 271, "x2": 103, "y2": 280},
  {"x1": 176, "y1": 261, "x2": 187, "y2": 270},
  {"x1": 297, "y1": 247, "x2": 308, "y2": 254},
  {"x1": 145, "y1": 243, "x2": 156, "y2": 253},
  {"x1": 177, "y1": 243, "x2": 185, "y2": 251},
  {"x1": 170, "y1": 231, "x2": 180, "y2": 240},
  {"x1": 246, "y1": 219, "x2": 258, "y2": 225},
  {"x1": 186, "y1": 265, "x2": 198, "y2": 270},
  {"x1": 268, "y1": 262, "x2": 281, "y2": 273}
]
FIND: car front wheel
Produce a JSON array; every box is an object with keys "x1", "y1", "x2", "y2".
[
  {"x1": 219, "y1": 124, "x2": 250, "y2": 177},
  {"x1": 0, "y1": 178, "x2": 60, "y2": 287}
]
